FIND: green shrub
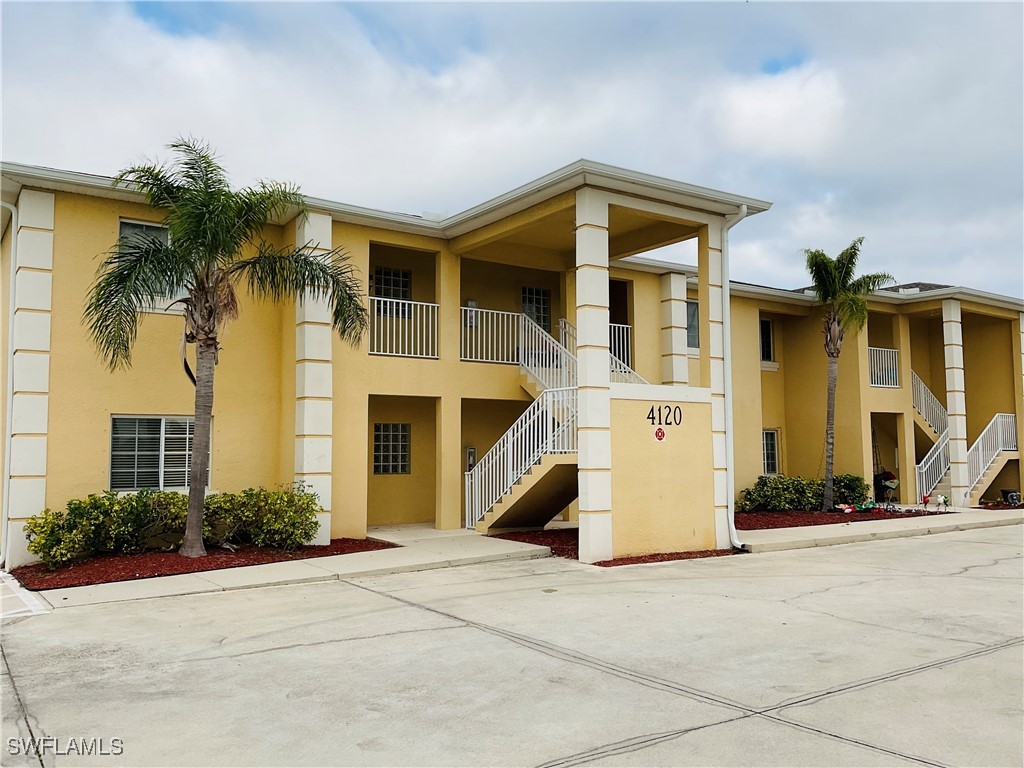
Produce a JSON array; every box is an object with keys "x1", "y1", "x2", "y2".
[
  {"x1": 737, "y1": 473, "x2": 870, "y2": 512},
  {"x1": 231, "y1": 487, "x2": 320, "y2": 549},
  {"x1": 24, "y1": 485, "x2": 320, "y2": 569},
  {"x1": 833, "y1": 474, "x2": 870, "y2": 505}
]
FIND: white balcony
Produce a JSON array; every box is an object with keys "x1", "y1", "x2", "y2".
[
  {"x1": 368, "y1": 297, "x2": 439, "y2": 359},
  {"x1": 868, "y1": 346, "x2": 900, "y2": 388}
]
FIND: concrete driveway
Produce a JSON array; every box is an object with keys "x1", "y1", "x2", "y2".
[{"x1": 2, "y1": 527, "x2": 1022, "y2": 767}]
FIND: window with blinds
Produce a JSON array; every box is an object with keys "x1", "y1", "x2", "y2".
[
  {"x1": 118, "y1": 220, "x2": 187, "y2": 314},
  {"x1": 762, "y1": 429, "x2": 780, "y2": 475},
  {"x1": 110, "y1": 416, "x2": 207, "y2": 491},
  {"x1": 687, "y1": 300, "x2": 699, "y2": 349}
]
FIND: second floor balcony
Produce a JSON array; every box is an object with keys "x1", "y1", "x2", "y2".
[
  {"x1": 367, "y1": 298, "x2": 636, "y2": 372},
  {"x1": 868, "y1": 346, "x2": 900, "y2": 388}
]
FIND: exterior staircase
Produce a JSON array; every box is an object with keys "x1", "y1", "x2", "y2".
[
  {"x1": 465, "y1": 315, "x2": 646, "y2": 533},
  {"x1": 912, "y1": 370, "x2": 1018, "y2": 504},
  {"x1": 913, "y1": 371, "x2": 951, "y2": 499}
]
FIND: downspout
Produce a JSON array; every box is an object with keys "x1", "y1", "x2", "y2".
[
  {"x1": 722, "y1": 204, "x2": 747, "y2": 550},
  {"x1": 1, "y1": 200, "x2": 17, "y2": 568}
]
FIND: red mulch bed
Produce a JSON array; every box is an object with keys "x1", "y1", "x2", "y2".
[
  {"x1": 10, "y1": 538, "x2": 398, "y2": 591},
  {"x1": 736, "y1": 508, "x2": 956, "y2": 530},
  {"x1": 491, "y1": 528, "x2": 739, "y2": 566}
]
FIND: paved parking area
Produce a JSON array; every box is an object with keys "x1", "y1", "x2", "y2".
[{"x1": 2, "y1": 527, "x2": 1022, "y2": 767}]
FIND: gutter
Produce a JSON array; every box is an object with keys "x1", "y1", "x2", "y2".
[
  {"x1": 1, "y1": 200, "x2": 16, "y2": 568},
  {"x1": 722, "y1": 204, "x2": 747, "y2": 551}
]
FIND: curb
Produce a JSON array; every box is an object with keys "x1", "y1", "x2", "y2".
[{"x1": 742, "y1": 515, "x2": 1023, "y2": 553}]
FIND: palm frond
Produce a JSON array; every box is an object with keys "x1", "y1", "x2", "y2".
[
  {"x1": 834, "y1": 293, "x2": 869, "y2": 332},
  {"x1": 224, "y1": 182, "x2": 306, "y2": 263},
  {"x1": 230, "y1": 242, "x2": 367, "y2": 341},
  {"x1": 167, "y1": 137, "x2": 229, "y2": 193},
  {"x1": 804, "y1": 249, "x2": 838, "y2": 302},
  {"x1": 834, "y1": 237, "x2": 864, "y2": 289},
  {"x1": 84, "y1": 235, "x2": 189, "y2": 369},
  {"x1": 113, "y1": 164, "x2": 180, "y2": 210},
  {"x1": 848, "y1": 271, "x2": 895, "y2": 296}
]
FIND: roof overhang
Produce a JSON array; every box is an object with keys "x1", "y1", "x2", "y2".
[{"x1": 1, "y1": 158, "x2": 771, "y2": 240}]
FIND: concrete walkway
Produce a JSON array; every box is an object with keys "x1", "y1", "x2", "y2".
[
  {"x1": 19, "y1": 526, "x2": 549, "y2": 611},
  {"x1": 2, "y1": 527, "x2": 1020, "y2": 767},
  {"x1": 740, "y1": 507, "x2": 1023, "y2": 552}
]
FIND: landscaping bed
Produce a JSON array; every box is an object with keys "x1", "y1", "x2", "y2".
[
  {"x1": 491, "y1": 528, "x2": 738, "y2": 566},
  {"x1": 736, "y1": 508, "x2": 956, "y2": 530},
  {"x1": 11, "y1": 538, "x2": 397, "y2": 591}
]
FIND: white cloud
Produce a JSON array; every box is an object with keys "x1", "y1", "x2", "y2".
[
  {"x1": 711, "y1": 65, "x2": 846, "y2": 161},
  {"x1": 2, "y1": 2, "x2": 1021, "y2": 297}
]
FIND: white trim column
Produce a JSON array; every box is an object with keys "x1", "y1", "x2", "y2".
[
  {"x1": 6, "y1": 190, "x2": 54, "y2": 567},
  {"x1": 700, "y1": 226, "x2": 730, "y2": 548},
  {"x1": 295, "y1": 213, "x2": 334, "y2": 544},
  {"x1": 942, "y1": 299, "x2": 969, "y2": 507},
  {"x1": 660, "y1": 272, "x2": 689, "y2": 385},
  {"x1": 575, "y1": 189, "x2": 613, "y2": 564}
]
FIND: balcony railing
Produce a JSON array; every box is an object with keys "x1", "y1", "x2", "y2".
[
  {"x1": 610, "y1": 323, "x2": 632, "y2": 367},
  {"x1": 868, "y1": 347, "x2": 900, "y2": 388},
  {"x1": 461, "y1": 307, "x2": 520, "y2": 364},
  {"x1": 368, "y1": 297, "x2": 438, "y2": 359}
]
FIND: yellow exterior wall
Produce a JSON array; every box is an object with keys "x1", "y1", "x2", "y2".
[
  {"x1": 731, "y1": 297, "x2": 764, "y2": 494},
  {"x1": 461, "y1": 258, "x2": 563, "y2": 330},
  {"x1": 610, "y1": 397, "x2": 715, "y2": 557},
  {"x1": 780, "y1": 314, "x2": 869, "y2": 480},
  {"x1": 760, "y1": 316, "x2": 787, "y2": 475},
  {"x1": 370, "y1": 243, "x2": 438, "y2": 303},
  {"x1": 460, "y1": 398, "x2": 532, "y2": 519},
  {"x1": 366, "y1": 395, "x2": 436, "y2": 525},
  {"x1": 962, "y1": 314, "x2": 1015, "y2": 443},
  {"x1": 45, "y1": 193, "x2": 285, "y2": 510}
]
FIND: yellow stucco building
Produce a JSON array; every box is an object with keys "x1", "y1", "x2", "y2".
[{"x1": 1, "y1": 160, "x2": 1021, "y2": 568}]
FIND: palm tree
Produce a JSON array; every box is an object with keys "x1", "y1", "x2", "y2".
[
  {"x1": 804, "y1": 238, "x2": 894, "y2": 511},
  {"x1": 85, "y1": 138, "x2": 366, "y2": 557}
]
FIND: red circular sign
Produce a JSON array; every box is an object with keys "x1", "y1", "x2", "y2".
[{"x1": 654, "y1": 427, "x2": 666, "y2": 442}]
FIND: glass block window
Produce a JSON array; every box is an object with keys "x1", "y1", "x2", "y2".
[
  {"x1": 111, "y1": 417, "x2": 206, "y2": 491},
  {"x1": 522, "y1": 287, "x2": 551, "y2": 332},
  {"x1": 373, "y1": 423, "x2": 411, "y2": 475},
  {"x1": 686, "y1": 300, "x2": 699, "y2": 349},
  {"x1": 763, "y1": 429, "x2": 780, "y2": 475},
  {"x1": 760, "y1": 318, "x2": 775, "y2": 362},
  {"x1": 371, "y1": 267, "x2": 412, "y2": 317}
]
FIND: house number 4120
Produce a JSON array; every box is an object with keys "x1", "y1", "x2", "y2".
[{"x1": 646, "y1": 405, "x2": 682, "y2": 426}]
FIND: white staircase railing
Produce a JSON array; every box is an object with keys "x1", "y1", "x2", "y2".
[
  {"x1": 368, "y1": 297, "x2": 439, "y2": 358},
  {"x1": 967, "y1": 413, "x2": 1018, "y2": 493},
  {"x1": 868, "y1": 347, "x2": 900, "y2": 388},
  {"x1": 464, "y1": 387, "x2": 578, "y2": 529},
  {"x1": 558, "y1": 319, "x2": 647, "y2": 384},
  {"x1": 916, "y1": 430, "x2": 950, "y2": 498},
  {"x1": 911, "y1": 371, "x2": 948, "y2": 435},
  {"x1": 521, "y1": 314, "x2": 577, "y2": 390}
]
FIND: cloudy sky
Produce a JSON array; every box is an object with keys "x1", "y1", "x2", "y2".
[{"x1": 3, "y1": 2, "x2": 1022, "y2": 296}]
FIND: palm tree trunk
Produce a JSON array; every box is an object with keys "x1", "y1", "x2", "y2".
[
  {"x1": 822, "y1": 354, "x2": 839, "y2": 511},
  {"x1": 179, "y1": 340, "x2": 216, "y2": 557}
]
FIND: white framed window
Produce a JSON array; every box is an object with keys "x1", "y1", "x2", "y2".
[
  {"x1": 110, "y1": 416, "x2": 208, "y2": 491},
  {"x1": 522, "y1": 287, "x2": 551, "y2": 332},
  {"x1": 686, "y1": 300, "x2": 699, "y2": 349},
  {"x1": 760, "y1": 318, "x2": 775, "y2": 362},
  {"x1": 762, "y1": 429, "x2": 780, "y2": 475},
  {"x1": 373, "y1": 423, "x2": 410, "y2": 475},
  {"x1": 119, "y1": 219, "x2": 187, "y2": 315}
]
